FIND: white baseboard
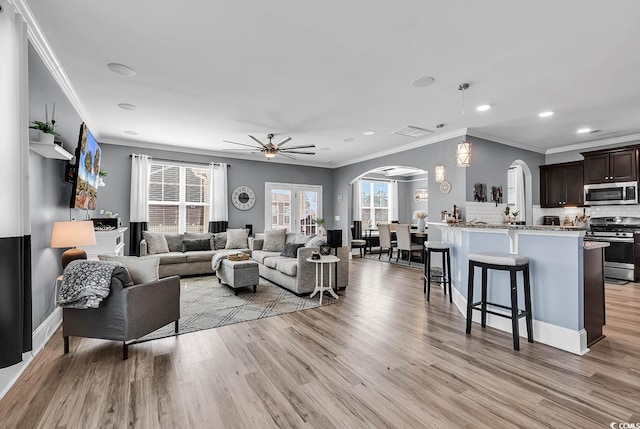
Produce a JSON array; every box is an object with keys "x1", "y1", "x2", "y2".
[
  {"x1": 450, "y1": 286, "x2": 589, "y2": 355},
  {"x1": 0, "y1": 307, "x2": 62, "y2": 399}
]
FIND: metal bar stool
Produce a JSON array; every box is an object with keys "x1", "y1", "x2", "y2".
[
  {"x1": 423, "y1": 241, "x2": 452, "y2": 302},
  {"x1": 465, "y1": 252, "x2": 533, "y2": 350}
]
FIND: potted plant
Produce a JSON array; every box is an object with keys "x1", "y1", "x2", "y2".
[
  {"x1": 503, "y1": 206, "x2": 511, "y2": 223},
  {"x1": 315, "y1": 217, "x2": 326, "y2": 236},
  {"x1": 98, "y1": 169, "x2": 107, "y2": 187},
  {"x1": 414, "y1": 210, "x2": 428, "y2": 232},
  {"x1": 30, "y1": 120, "x2": 58, "y2": 144},
  {"x1": 511, "y1": 211, "x2": 520, "y2": 223}
]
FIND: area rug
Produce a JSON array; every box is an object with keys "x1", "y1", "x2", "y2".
[{"x1": 135, "y1": 275, "x2": 336, "y2": 342}]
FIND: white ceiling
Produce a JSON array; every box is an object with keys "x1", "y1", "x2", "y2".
[{"x1": 22, "y1": 0, "x2": 640, "y2": 167}]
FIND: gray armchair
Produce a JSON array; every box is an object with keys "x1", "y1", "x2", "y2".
[{"x1": 62, "y1": 265, "x2": 180, "y2": 360}]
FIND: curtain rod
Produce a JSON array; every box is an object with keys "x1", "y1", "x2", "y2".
[{"x1": 130, "y1": 154, "x2": 230, "y2": 167}]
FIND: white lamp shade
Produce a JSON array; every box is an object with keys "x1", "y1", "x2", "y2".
[
  {"x1": 455, "y1": 141, "x2": 472, "y2": 167},
  {"x1": 51, "y1": 221, "x2": 96, "y2": 248},
  {"x1": 435, "y1": 164, "x2": 446, "y2": 182}
]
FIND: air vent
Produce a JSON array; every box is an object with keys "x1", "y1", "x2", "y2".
[{"x1": 392, "y1": 126, "x2": 433, "y2": 138}]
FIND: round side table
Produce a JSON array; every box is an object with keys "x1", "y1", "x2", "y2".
[{"x1": 306, "y1": 255, "x2": 340, "y2": 304}]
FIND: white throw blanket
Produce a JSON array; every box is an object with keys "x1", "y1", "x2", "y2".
[
  {"x1": 211, "y1": 251, "x2": 247, "y2": 271},
  {"x1": 57, "y1": 260, "x2": 123, "y2": 309}
]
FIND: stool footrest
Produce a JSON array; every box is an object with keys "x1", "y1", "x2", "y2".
[{"x1": 470, "y1": 301, "x2": 528, "y2": 319}]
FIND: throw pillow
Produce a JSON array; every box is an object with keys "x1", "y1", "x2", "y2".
[
  {"x1": 294, "y1": 234, "x2": 312, "y2": 245},
  {"x1": 182, "y1": 238, "x2": 211, "y2": 252},
  {"x1": 225, "y1": 228, "x2": 249, "y2": 249},
  {"x1": 263, "y1": 229, "x2": 287, "y2": 252},
  {"x1": 164, "y1": 233, "x2": 184, "y2": 253},
  {"x1": 97, "y1": 255, "x2": 159, "y2": 285},
  {"x1": 305, "y1": 235, "x2": 327, "y2": 248},
  {"x1": 213, "y1": 232, "x2": 227, "y2": 250},
  {"x1": 142, "y1": 231, "x2": 169, "y2": 255},
  {"x1": 280, "y1": 243, "x2": 304, "y2": 258}
]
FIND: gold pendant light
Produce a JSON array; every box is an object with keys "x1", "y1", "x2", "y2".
[{"x1": 456, "y1": 83, "x2": 472, "y2": 167}]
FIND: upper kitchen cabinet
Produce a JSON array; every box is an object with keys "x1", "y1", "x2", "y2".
[
  {"x1": 540, "y1": 161, "x2": 584, "y2": 208},
  {"x1": 582, "y1": 147, "x2": 638, "y2": 184}
]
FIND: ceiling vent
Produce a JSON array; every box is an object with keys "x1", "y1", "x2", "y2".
[{"x1": 392, "y1": 126, "x2": 433, "y2": 138}]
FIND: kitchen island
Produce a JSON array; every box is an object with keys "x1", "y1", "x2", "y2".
[{"x1": 429, "y1": 222, "x2": 608, "y2": 355}]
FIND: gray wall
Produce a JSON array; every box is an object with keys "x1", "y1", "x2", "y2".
[
  {"x1": 98, "y1": 143, "x2": 334, "y2": 252},
  {"x1": 407, "y1": 175, "x2": 428, "y2": 221},
  {"x1": 29, "y1": 45, "x2": 87, "y2": 329}
]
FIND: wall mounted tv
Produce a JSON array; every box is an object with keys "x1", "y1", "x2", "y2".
[{"x1": 69, "y1": 123, "x2": 101, "y2": 210}]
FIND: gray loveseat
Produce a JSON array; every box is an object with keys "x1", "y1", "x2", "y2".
[
  {"x1": 140, "y1": 230, "x2": 250, "y2": 278},
  {"x1": 250, "y1": 232, "x2": 349, "y2": 295}
]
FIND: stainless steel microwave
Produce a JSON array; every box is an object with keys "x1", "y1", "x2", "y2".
[{"x1": 584, "y1": 181, "x2": 638, "y2": 205}]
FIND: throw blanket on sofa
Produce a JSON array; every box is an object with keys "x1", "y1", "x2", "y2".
[
  {"x1": 211, "y1": 251, "x2": 246, "y2": 271},
  {"x1": 58, "y1": 260, "x2": 124, "y2": 309}
]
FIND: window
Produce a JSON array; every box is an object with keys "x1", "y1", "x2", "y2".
[
  {"x1": 148, "y1": 162, "x2": 210, "y2": 233},
  {"x1": 265, "y1": 183, "x2": 322, "y2": 234},
  {"x1": 361, "y1": 180, "x2": 390, "y2": 228}
]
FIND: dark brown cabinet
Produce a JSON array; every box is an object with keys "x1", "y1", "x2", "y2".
[
  {"x1": 583, "y1": 147, "x2": 638, "y2": 184},
  {"x1": 540, "y1": 161, "x2": 584, "y2": 207}
]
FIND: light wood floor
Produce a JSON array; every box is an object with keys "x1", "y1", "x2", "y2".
[{"x1": 1, "y1": 258, "x2": 640, "y2": 428}]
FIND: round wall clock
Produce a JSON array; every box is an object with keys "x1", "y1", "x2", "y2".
[
  {"x1": 439, "y1": 180, "x2": 452, "y2": 194},
  {"x1": 231, "y1": 186, "x2": 256, "y2": 210}
]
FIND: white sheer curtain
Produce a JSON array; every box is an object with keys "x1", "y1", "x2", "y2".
[
  {"x1": 352, "y1": 179, "x2": 362, "y2": 221},
  {"x1": 389, "y1": 180, "x2": 399, "y2": 221},
  {"x1": 210, "y1": 162, "x2": 228, "y2": 222},
  {"x1": 130, "y1": 154, "x2": 150, "y2": 222},
  {"x1": 515, "y1": 165, "x2": 526, "y2": 220}
]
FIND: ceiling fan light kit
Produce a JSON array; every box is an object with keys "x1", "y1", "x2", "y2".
[{"x1": 223, "y1": 133, "x2": 316, "y2": 160}]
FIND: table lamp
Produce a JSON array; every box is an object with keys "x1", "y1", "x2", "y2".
[{"x1": 51, "y1": 221, "x2": 96, "y2": 269}]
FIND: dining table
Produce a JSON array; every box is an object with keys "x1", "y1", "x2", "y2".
[{"x1": 363, "y1": 227, "x2": 427, "y2": 254}]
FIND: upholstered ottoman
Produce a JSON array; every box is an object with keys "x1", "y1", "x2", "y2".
[{"x1": 216, "y1": 259, "x2": 259, "y2": 295}]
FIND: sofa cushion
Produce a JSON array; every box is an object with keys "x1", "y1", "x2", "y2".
[
  {"x1": 305, "y1": 235, "x2": 327, "y2": 248},
  {"x1": 182, "y1": 238, "x2": 211, "y2": 252},
  {"x1": 156, "y1": 252, "x2": 187, "y2": 265},
  {"x1": 164, "y1": 233, "x2": 184, "y2": 253},
  {"x1": 252, "y1": 250, "x2": 282, "y2": 264},
  {"x1": 143, "y1": 231, "x2": 169, "y2": 254},
  {"x1": 213, "y1": 232, "x2": 227, "y2": 250},
  {"x1": 97, "y1": 255, "x2": 159, "y2": 285},
  {"x1": 285, "y1": 232, "x2": 298, "y2": 244},
  {"x1": 263, "y1": 229, "x2": 287, "y2": 252},
  {"x1": 276, "y1": 258, "x2": 298, "y2": 277},
  {"x1": 294, "y1": 234, "x2": 312, "y2": 245},
  {"x1": 226, "y1": 228, "x2": 249, "y2": 249},
  {"x1": 263, "y1": 256, "x2": 285, "y2": 270},
  {"x1": 280, "y1": 243, "x2": 304, "y2": 258},
  {"x1": 185, "y1": 250, "x2": 218, "y2": 263}
]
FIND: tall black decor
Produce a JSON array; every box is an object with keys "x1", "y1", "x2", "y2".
[
  {"x1": 326, "y1": 229, "x2": 343, "y2": 292},
  {"x1": 209, "y1": 221, "x2": 229, "y2": 233},
  {"x1": 129, "y1": 221, "x2": 148, "y2": 256}
]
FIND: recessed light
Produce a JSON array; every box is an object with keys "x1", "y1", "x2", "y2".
[
  {"x1": 577, "y1": 128, "x2": 592, "y2": 134},
  {"x1": 107, "y1": 63, "x2": 136, "y2": 77},
  {"x1": 118, "y1": 103, "x2": 138, "y2": 111},
  {"x1": 344, "y1": 138, "x2": 355, "y2": 142},
  {"x1": 476, "y1": 104, "x2": 491, "y2": 112},
  {"x1": 411, "y1": 76, "x2": 436, "y2": 88},
  {"x1": 123, "y1": 130, "x2": 139, "y2": 135},
  {"x1": 539, "y1": 111, "x2": 554, "y2": 118},
  {"x1": 362, "y1": 130, "x2": 376, "y2": 136}
]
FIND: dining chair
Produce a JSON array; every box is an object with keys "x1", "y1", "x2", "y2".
[
  {"x1": 378, "y1": 223, "x2": 396, "y2": 260},
  {"x1": 350, "y1": 226, "x2": 367, "y2": 257},
  {"x1": 395, "y1": 223, "x2": 423, "y2": 263}
]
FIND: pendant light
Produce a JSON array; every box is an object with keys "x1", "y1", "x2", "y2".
[
  {"x1": 456, "y1": 83, "x2": 472, "y2": 167},
  {"x1": 434, "y1": 123, "x2": 446, "y2": 182}
]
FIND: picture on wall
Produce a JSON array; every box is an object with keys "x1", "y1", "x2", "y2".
[{"x1": 70, "y1": 123, "x2": 101, "y2": 210}]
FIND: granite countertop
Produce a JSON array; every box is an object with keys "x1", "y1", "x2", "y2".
[
  {"x1": 583, "y1": 241, "x2": 610, "y2": 250},
  {"x1": 444, "y1": 222, "x2": 586, "y2": 232}
]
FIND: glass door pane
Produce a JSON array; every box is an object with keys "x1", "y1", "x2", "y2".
[
  {"x1": 270, "y1": 189, "x2": 292, "y2": 230},
  {"x1": 299, "y1": 190, "x2": 319, "y2": 235}
]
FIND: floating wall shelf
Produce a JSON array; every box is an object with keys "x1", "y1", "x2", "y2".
[{"x1": 29, "y1": 141, "x2": 72, "y2": 160}]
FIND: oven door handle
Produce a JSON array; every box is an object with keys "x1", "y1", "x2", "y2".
[{"x1": 585, "y1": 237, "x2": 634, "y2": 243}]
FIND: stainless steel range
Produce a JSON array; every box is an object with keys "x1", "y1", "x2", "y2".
[{"x1": 585, "y1": 216, "x2": 640, "y2": 281}]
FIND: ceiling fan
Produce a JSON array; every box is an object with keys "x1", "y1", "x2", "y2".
[{"x1": 222, "y1": 134, "x2": 315, "y2": 160}]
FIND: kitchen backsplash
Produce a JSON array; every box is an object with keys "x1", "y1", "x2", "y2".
[{"x1": 466, "y1": 201, "x2": 640, "y2": 225}]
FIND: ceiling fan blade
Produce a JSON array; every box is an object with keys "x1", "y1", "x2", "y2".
[
  {"x1": 221, "y1": 148, "x2": 260, "y2": 151},
  {"x1": 248, "y1": 135, "x2": 268, "y2": 148},
  {"x1": 280, "y1": 144, "x2": 315, "y2": 150},
  {"x1": 283, "y1": 151, "x2": 315, "y2": 155},
  {"x1": 277, "y1": 152, "x2": 297, "y2": 160},
  {"x1": 223, "y1": 140, "x2": 259, "y2": 149},
  {"x1": 276, "y1": 136, "x2": 292, "y2": 147}
]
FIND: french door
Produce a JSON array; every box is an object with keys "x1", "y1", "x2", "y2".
[{"x1": 265, "y1": 182, "x2": 322, "y2": 234}]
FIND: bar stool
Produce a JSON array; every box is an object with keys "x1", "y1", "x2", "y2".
[
  {"x1": 465, "y1": 252, "x2": 533, "y2": 351},
  {"x1": 423, "y1": 241, "x2": 452, "y2": 302}
]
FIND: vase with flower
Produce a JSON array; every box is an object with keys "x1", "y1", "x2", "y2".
[{"x1": 414, "y1": 210, "x2": 428, "y2": 232}]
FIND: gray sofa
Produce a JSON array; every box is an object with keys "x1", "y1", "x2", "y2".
[
  {"x1": 250, "y1": 232, "x2": 349, "y2": 295},
  {"x1": 140, "y1": 231, "x2": 249, "y2": 278}
]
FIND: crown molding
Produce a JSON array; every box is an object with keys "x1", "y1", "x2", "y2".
[
  {"x1": 331, "y1": 128, "x2": 468, "y2": 169},
  {"x1": 465, "y1": 129, "x2": 547, "y2": 154},
  {"x1": 11, "y1": 0, "x2": 98, "y2": 138},
  {"x1": 545, "y1": 133, "x2": 640, "y2": 154}
]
